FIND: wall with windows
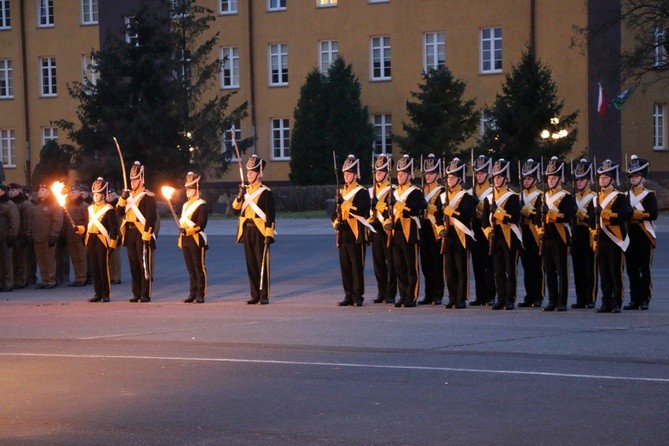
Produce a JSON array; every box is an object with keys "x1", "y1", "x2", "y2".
[{"x1": 0, "y1": 0, "x2": 99, "y2": 185}]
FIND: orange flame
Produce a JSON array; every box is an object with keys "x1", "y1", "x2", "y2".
[
  {"x1": 50, "y1": 181, "x2": 67, "y2": 207},
  {"x1": 161, "y1": 186, "x2": 176, "y2": 201}
]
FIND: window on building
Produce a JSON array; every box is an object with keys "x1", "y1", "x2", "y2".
[
  {"x1": 81, "y1": 0, "x2": 98, "y2": 25},
  {"x1": 269, "y1": 43, "x2": 288, "y2": 86},
  {"x1": 38, "y1": 0, "x2": 54, "y2": 27},
  {"x1": 319, "y1": 40, "x2": 339, "y2": 73},
  {"x1": 318, "y1": 0, "x2": 337, "y2": 7},
  {"x1": 0, "y1": 0, "x2": 10, "y2": 29},
  {"x1": 222, "y1": 121, "x2": 241, "y2": 159},
  {"x1": 371, "y1": 36, "x2": 391, "y2": 81},
  {"x1": 40, "y1": 57, "x2": 57, "y2": 97},
  {"x1": 268, "y1": 0, "x2": 286, "y2": 11},
  {"x1": 42, "y1": 127, "x2": 58, "y2": 146},
  {"x1": 125, "y1": 16, "x2": 139, "y2": 46},
  {"x1": 82, "y1": 55, "x2": 98, "y2": 88},
  {"x1": 480, "y1": 27, "x2": 502, "y2": 73},
  {"x1": 271, "y1": 118, "x2": 290, "y2": 159},
  {"x1": 177, "y1": 49, "x2": 192, "y2": 89},
  {"x1": 170, "y1": 0, "x2": 190, "y2": 18},
  {"x1": 0, "y1": 128, "x2": 16, "y2": 167},
  {"x1": 0, "y1": 59, "x2": 13, "y2": 98},
  {"x1": 653, "y1": 103, "x2": 666, "y2": 150},
  {"x1": 654, "y1": 25, "x2": 667, "y2": 69},
  {"x1": 219, "y1": 0, "x2": 237, "y2": 14},
  {"x1": 368, "y1": 0, "x2": 389, "y2": 3},
  {"x1": 373, "y1": 114, "x2": 392, "y2": 154},
  {"x1": 220, "y1": 47, "x2": 239, "y2": 89},
  {"x1": 424, "y1": 32, "x2": 445, "y2": 71},
  {"x1": 480, "y1": 109, "x2": 497, "y2": 136}
]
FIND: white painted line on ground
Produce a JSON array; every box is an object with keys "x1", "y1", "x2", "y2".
[{"x1": 2, "y1": 352, "x2": 668, "y2": 383}]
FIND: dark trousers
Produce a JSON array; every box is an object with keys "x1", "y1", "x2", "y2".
[
  {"x1": 392, "y1": 232, "x2": 419, "y2": 304},
  {"x1": 88, "y1": 236, "x2": 111, "y2": 299},
  {"x1": 338, "y1": 241, "x2": 365, "y2": 303},
  {"x1": 420, "y1": 224, "x2": 444, "y2": 302},
  {"x1": 371, "y1": 228, "x2": 396, "y2": 300},
  {"x1": 12, "y1": 237, "x2": 29, "y2": 288},
  {"x1": 597, "y1": 236, "x2": 624, "y2": 310},
  {"x1": 492, "y1": 238, "x2": 518, "y2": 306},
  {"x1": 471, "y1": 224, "x2": 495, "y2": 303},
  {"x1": 520, "y1": 226, "x2": 543, "y2": 304},
  {"x1": 244, "y1": 226, "x2": 269, "y2": 300},
  {"x1": 125, "y1": 225, "x2": 152, "y2": 299},
  {"x1": 625, "y1": 232, "x2": 653, "y2": 306},
  {"x1": 542, "y1": 238, "x2": 569, "y2": 307},
  {"x1": 444, "y1": 236, "x2": 468, "y2": 305},
  {"x1": 182, "y1": 236, "x2": 207, "y2": 299},
  {"x1": 571, "y1": 226, "x2": 596, "y2": 306}
]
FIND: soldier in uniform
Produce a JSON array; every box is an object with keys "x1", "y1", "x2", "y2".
[
  {"x1": 65, "y1": 186, "x2": 89, "y2": 287},
  {"x1": 178, "y1": 172, "x2": 209, "y2": 304},
  {"x1": 81, "y1": 178, "x2": 119, "y2": 302},
  {"x1": 331, "y1": 154, "x2": 370, "y2": 307},
  {"x1": 117, "y1": 161, "x2": 157, "y2": 303},
  {"x1": 0, "y1": 184, "x2": 20, "y2": 292},
  {"x1": 482, "y1": 159, "x2": 522, "y2": 310},
  {"x1": 384, "y1": 155, "x2": 426, "y2": 308},
  {"x1": 571, "y1": 159, "x2": 597, "y2": 309},
  {"x1": 438, "y1": 158, "x2": 476, "y2": 309},
  {"x1": 624, "y1": 155, "x2": 658, "y2": 310},
  {"x1": 517, "y1": 159, "x2": 544, "y2": 308},
  {"x1": 470, "y1": 155, "x2": 496, "y2": 306},
  {"x1": 418, "y1": 154, "x2": 445, "y2": 305},
  {"x1": 368, "y1": 154, "x2": 397, "y2": 304},
  {"x1": 233, "y1": 155, "x2": 275, "y2": 305},
  {"x1": 30, "y1": 183, "x2": 63, "y2": 289},
  {"x1": 8, "y1": 183, "x2": 33, "y2": 290},
  {"x1": 541, "y1": 157, "x2": 577, "y2": 311},
  {"x1": 593, "y1": 159, "x2": 632, "y2": 313}
]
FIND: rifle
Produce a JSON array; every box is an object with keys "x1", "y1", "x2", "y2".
[
  {"x1": 593, "y1": 155, "x2": 600, "y2": 254},
  {"x1": 440, "y1": 156, "x2": 448, "y2": 254},
  {"x1": 488, "y1": 166, "x2": 496, "y2": 256},
  {"x1": 539, "y1": 156, "x2": 547, "y2": 256},
  {"x1": 333, "y1": 151, "x2": 342, "y2": 247}
]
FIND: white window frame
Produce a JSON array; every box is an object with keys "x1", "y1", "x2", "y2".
[
  {"x1": 39, "y1": 57, "x2": 57, "y2": 97},
  {"x1": 125, "y1": 16, "x2": 139, "y2": 46},
  {"x1": 222, "y1": 122, "x2": 241, "y2": 159},
  {"x1": 653, "y1": 103, "x2": 666, "y2": 151},
  {"x1": 371, "y1": 36, "x2": 391, "y2": 81},
  {"x1": 220, "y1": 47, "x2": 239, "y2": 89},
  {"x1": 318, "y1": 0, "x2": 337, "y2": 7},
  {"x1": 480, "y1": 109, "x2": 497, "y2": 137},
  {"x1": 37, "y1": 0, "x2": 54, "y2": 28},
  {"x1": 0, "y1": 128, "x2": 16, "y2": 167},
  {"x1": 269, "y1": 43, "x2": 288, "y2": 86},
  {"x1": 0, "y1": 59, "x2": 13, "y2": 99},
  {"x1": 0, "y1": 0, "x2": 10, "y2": 29},
  {"x1": 271, "y1": 118, "x2": 290, "y2": 160},
  {"x1": 268, "y1": 0, "x2": 286, "y2": 12},
  {"x1": 319, "y1": 40, "x2": 339, "y2": 73},
  {"x1": 42, "y1": 127, "x2": 58, "y2": 146},
  {"x1": 81, "y1": 0, "x2": 98, "y2": 25},
  {"x1": 373, "y1": 114, "x2": 392, "y2": 155},
  {"x1": 654, "y1": 25, "x2": 667, "y2": 69},
  {"x1": 219, "y1": 0, "x2": 237, "y2": 15},
  {"x1": 424, "y1": 32, "x2": 445, "y2": 71},
  {"x1": 480, "y1": 27, "x2": 502, "y2": 74}
]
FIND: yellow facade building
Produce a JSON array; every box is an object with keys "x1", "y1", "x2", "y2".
[{"x1": 1, "y1": 0, "x2": 666, "y2": 186}]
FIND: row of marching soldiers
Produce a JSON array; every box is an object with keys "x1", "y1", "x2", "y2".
[{"x1": 332, "y1": 152, "x2": 656, "y2": 313}]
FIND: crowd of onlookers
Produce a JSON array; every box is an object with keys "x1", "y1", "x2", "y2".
[{"x1": 0, "y1": 182, "x2": 122, "y2": 292}]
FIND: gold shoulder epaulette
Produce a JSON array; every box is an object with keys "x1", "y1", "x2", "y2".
[{"x1": 145, "y1": 190, "x2": 155, "y2": 197}]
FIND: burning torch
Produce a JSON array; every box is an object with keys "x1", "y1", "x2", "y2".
[
  {"x1": 51, "y1": 181, "x2": 77, "y2": 229},
  {"x1": 161, "y1": 186, "x2": 181, "y2": 229}
]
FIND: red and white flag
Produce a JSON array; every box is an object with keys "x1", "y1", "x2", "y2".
[{"x1": 597, "y1": 82, "x2": 606, "y2": 117}]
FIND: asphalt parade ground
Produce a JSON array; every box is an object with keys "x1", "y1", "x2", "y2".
[{"x1": 1, "y1": 216, "x2": 668, "y2": 445}]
